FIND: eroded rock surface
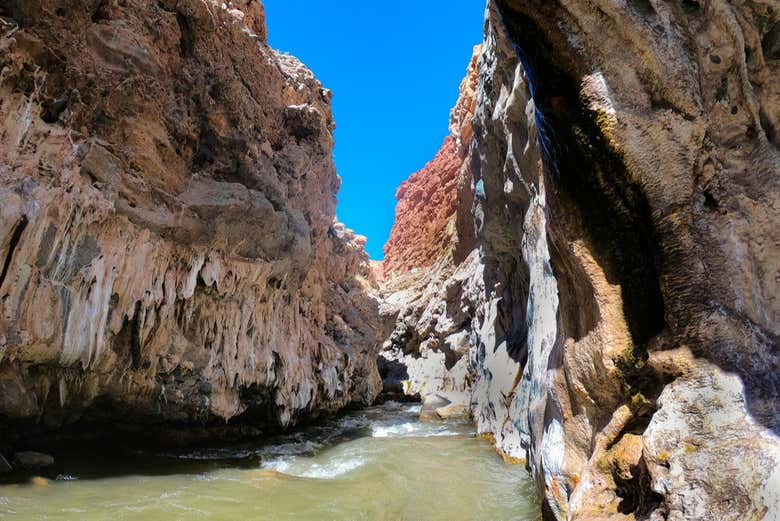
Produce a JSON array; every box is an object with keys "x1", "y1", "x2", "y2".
[
  {"x1": 378, "y1": 46, "x2": 481, "y2": 416},
  {"x1": 381, "y1": 0, "x2": 780, "y2": 519},
  {"x1": 0, "y1": 0, "x2": 381, "y2": 447}
]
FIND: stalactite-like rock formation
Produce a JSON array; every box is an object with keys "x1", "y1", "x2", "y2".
[
  {"x1": 381, "y1": 0, "x2": 780, "y2": 519},
  {"x1": 1, "y1": 0, "x2": 778, "y2": 517},
  {"x1": 0, "y1": 0, "x2": 382, "y2": 447}
]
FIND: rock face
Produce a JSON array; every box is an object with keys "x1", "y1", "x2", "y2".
[
  {"x1": 0, "y1": 0, "x2": 381, "y2": 447},
  {"x1": 378, "y1": 47, "x2": 481, "y2": 413},
  {"x1": 12, "y1": 451, "x2": 54, "y2": 470},
  {"x1": 382, "y1": 136, "x2": 461, "y2": 276},
  {"x1": 0, "y1": 454, "x2": 10, "y2": 473},
  {"x1": 382, "y1": 47, "x2": 480, "y2": 278},
  {"x1": 381, "y1": 0, "x2": 780, "y2": 519}
]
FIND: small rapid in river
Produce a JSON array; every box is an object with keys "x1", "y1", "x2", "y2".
[{"x1": 0, "y1": 402, "x2": 539, "y2": 520}]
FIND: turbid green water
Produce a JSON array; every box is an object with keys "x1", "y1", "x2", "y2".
[{"x1": 0, "y1": 403, "x2": 539, "y2": 520}]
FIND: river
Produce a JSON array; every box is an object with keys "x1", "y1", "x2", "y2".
[{"x1": 0, "y1": 402, "x2": 539, "y2": 520}]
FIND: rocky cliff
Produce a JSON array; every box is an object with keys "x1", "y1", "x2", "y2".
[
  {"x1": 377, "y1": 47, "x2": 481, "y2": 407},
  {"x1": 0, "y1": 0, "x2": 382, "y2": 448},
  {"x1": 381, "y1": 0, "x2": 780, "y2": 519}
]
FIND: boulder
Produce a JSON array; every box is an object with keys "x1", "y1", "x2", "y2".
[
  {"x1": 435, "y1": 402, "x2": 468, "y2": 420},
  {"x1": 12, "y1": 452, "x2": 55, "y2": 470},
  {"x1": 419, "y1": 394, "x2": 451, "y2": 421}
]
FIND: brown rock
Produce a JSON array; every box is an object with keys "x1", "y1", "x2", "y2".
[
  {"x1": 30, "y1": 476, "x2": 49, "y2": 487},
  {"x1": 380, "y1": 1, "x2": 779, "y2": 519},
  {"x1": 0, "y1": 0, "x2": 381, "y2": 444}
]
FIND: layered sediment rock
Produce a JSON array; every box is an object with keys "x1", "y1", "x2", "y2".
[
  {"x1": 378, "y1": 47, "x2": 481, "y2": 411},
  {"x1": 0, "y1": 0, "x2": 381, "y2": 446},
  {"x1": 381, "y1": 1, "x2": 780, "y2": 519},
  {"x1": 382, "y1": 136, "x2": 462, "y2": 276}
]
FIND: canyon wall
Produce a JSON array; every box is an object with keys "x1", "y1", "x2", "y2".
[
  {"x1": 0, "y1": 0, "x2": 382, "y2": 447},
  {"x1": 382, "y1": 0, "x2": 780, "y2": 519},
  {"x1": 378, "y1": 47, "x2": 481, "y2": 409}
]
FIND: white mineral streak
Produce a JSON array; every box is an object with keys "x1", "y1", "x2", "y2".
[
  {"x1": 765, "y1": 446, "x2": 780, "y2": 521},
  {"x1": 541, "y1": 419, "x2": 567, "y2": 517},
  {"x1": 2, "y1": 191, "x2": 374, "y2": 423},
  {"x1": 515, "y1": 178, "x2": 565, "y2": 515},
  {"x1": 472, "y1": 295, "x2": 524, "y2": 456}
]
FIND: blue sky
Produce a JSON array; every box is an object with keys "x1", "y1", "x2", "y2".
[{"x1": 264, "y1": 1, "x2": 486, "y2": 259}]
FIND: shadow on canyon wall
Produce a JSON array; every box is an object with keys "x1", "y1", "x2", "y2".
[{"x1": 495, "y1": 0, "x2": 778, "y2": 436}]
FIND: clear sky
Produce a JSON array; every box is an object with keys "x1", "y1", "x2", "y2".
[{"x1": 263, "y1": 1, "x2": 486, "y2": 259}]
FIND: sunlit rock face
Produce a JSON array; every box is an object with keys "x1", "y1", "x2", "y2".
[
  {"x1": 382, "y1": 43, "x2": 480, "y2": 278},
  {"x1": 378, "y1": 47, "x2": 481, "y2": 413},
  {"x1": 382, "y1": 0, "x2": 780, "y2": 519},
  {"x1": 0, "y1": 0, "x2": 382, "y2": 446}
]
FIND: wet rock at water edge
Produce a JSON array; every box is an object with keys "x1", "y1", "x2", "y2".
[
  {"x1": 419, "y1": 394, "x2": 452, "y2": 421},
  {"x1": 435, "y1": 402, "x2": 469, "y2": 420},
  {"x1": 30, "y1": 477, "x2": 49, "y2": 487},
  {"x1": 12, "y1": 452, "x2": 55, "y2": 470}
]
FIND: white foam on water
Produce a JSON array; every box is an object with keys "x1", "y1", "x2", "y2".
[
  {"x1": 297, "y1": 456, "x2": 365, "y2": 479},
  {"x1": 371, "y1": 421, "x2": 462, "y2": 438},
  {"x1": 262, "y1": 458, "x2": 293, "y2": 473},
  {"x1": 372, "y1": 422, "x2": 417, "y2": 438},
  {"x1": 262, "y1": 454, "x2": 366, "y2": 479}
]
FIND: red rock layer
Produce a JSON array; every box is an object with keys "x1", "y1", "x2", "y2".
[
  {"x1": 382, "y1": 137, "x2": 462, "y2": 275},
  {"x1": 382, "y1": 47, "x2": 480, "y2": 276}
]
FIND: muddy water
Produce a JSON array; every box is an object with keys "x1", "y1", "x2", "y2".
[{"x1": 0, "y1": 403, "x2": 539, "y2": 520}]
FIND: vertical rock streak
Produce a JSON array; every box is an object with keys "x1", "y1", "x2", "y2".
[{"x1": 515, "y1": 182, "x2": 564, "y2": 511}]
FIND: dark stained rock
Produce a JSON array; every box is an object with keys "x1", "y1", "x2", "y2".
[
  {"x1": 12, "y1": 452, "x2": 54, "y2": 470},
  {"x1": 0, "y1": 454, "x2": 11, "y2": 473}
]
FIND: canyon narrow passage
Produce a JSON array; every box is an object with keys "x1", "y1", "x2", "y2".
[{"x1": 1, "y1": 0, "x2": 778, "y2": 520}]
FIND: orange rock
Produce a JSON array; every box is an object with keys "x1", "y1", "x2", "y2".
[
  {"x1": 30, "y1": 477, "x2": 49, "y2": 488},
  {"x1": 382, "y1": 137, "x2": 463, "y2": 275},
  {"x1": 382, "y1": 47, "x2": 480, "y2": 277}
]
